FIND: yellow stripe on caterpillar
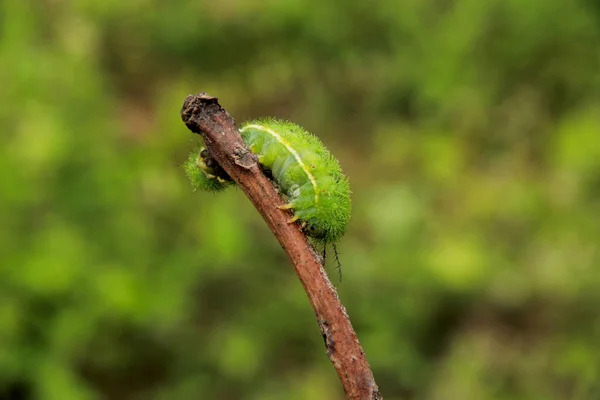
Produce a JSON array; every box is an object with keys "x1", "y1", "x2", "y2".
[{"x1": 240, "y1": 124, "x2": 319, "y2": 205}]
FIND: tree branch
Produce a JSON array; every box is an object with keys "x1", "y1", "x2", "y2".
[{"x1": 181, "y1": 93, "x2": 382, "y2": 400}]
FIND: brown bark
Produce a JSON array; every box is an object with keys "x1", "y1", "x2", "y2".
[{"x1": 181, "y1": 93, "x2": 382, "y2": 400}]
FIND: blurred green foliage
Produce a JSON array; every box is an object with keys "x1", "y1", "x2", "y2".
[{"x1": 1, "y1": 0, "x2": 600, "y2": 399}]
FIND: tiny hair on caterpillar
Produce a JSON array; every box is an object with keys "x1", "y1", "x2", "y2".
[{"x1": 184, "y1": 118, "x2": 352, "y2": 247}]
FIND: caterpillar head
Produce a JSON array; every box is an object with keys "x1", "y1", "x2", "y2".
[{"x1": 184, "y1": 146, "x2": 233, "y2": 192}]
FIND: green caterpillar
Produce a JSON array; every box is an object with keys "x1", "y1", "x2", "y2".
[{"x1": 184, "y1": 119, "x2": 351, "y2": 245}]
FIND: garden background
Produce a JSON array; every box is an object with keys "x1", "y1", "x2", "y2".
[{"x1": 1, "y1": 0, "x2": 600, "y2": 399}]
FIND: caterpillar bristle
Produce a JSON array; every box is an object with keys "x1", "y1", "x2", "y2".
[{"x1": 333, "y1": 243, "x2": 342, "y2": 283}]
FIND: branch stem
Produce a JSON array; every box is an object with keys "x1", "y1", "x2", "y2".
[{"x1": 181, "y1": 93, "x2": 382, "y2": 400}]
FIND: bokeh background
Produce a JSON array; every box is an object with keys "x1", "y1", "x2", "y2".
[{"x1": 2, "y1": 0, "x2": 600, "y2": 399}]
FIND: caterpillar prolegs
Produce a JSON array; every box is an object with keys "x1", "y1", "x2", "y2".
[{"x1": 184, "y1": 119, "x2": 352, "y2": 275}]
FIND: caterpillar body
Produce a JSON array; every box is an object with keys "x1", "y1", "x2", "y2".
[{"x1": 184, "y1": 119, "x2": 351, "y2": 245}]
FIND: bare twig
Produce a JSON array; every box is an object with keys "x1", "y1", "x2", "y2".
[{"x1": 181, "y1": 93, "x2": 382, "y2": 400}]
